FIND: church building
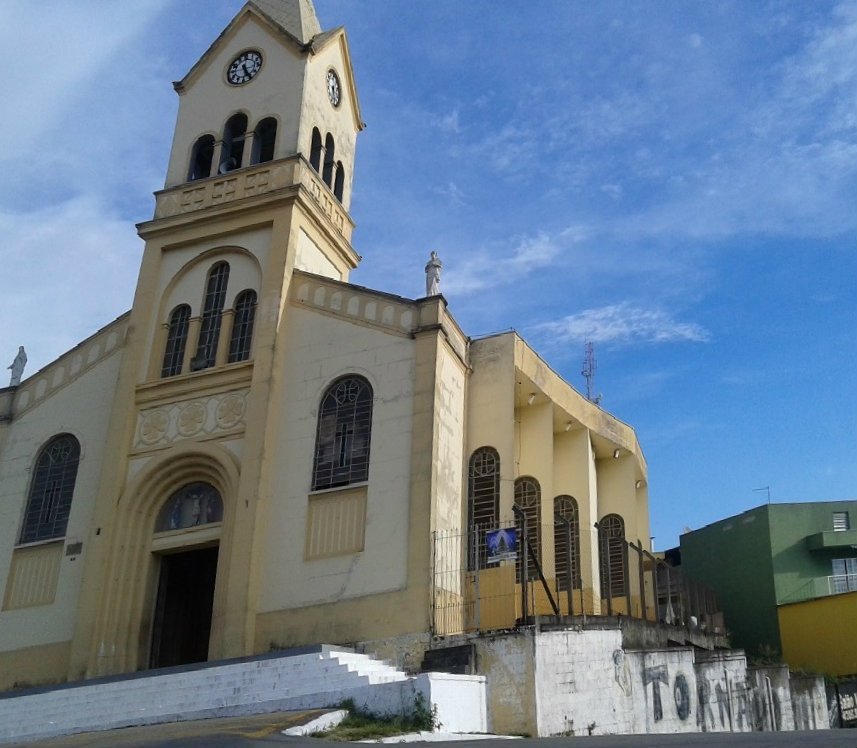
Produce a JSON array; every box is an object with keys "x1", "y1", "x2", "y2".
[{"x1": 0, "y1": 0, "x2": 650, "y2": 691}]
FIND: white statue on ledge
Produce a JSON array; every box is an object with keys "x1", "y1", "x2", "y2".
[
  {"x1": 8, "y1": 346, "x2": 27, "y2": 387},
  {"x1": 425, "y1": 251, "x2": 442, "y2": 296}
]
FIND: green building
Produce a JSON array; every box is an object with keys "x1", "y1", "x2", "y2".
[{"x1": 679, "y1": 501, "x2": 857, "y2": 659}]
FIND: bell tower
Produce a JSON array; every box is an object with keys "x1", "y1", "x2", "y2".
[{"x1": 70, "y1": 0, "x2": 366, "y2": 678}]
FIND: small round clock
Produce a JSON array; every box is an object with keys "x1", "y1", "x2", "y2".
[
  {"x1": 227, "y1": 50, "x2": 263, "y2": 85},
  {"x1": 326, "y1": 69, "x2": 341, "y2": 107}
]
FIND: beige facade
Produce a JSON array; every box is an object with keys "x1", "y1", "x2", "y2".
[{"x1": 0, "y1": 0, "x2": 650, "y2": 691}]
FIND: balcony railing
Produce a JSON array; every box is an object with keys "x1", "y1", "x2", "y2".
[{"x1": 781, "y1": 573, "x2": 857, "y2": 604}]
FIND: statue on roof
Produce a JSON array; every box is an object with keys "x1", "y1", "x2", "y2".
[
  {"x1": 425, "y1": 251, "x2": 442, "y2": 297},
  {"x1": 8, "y1": 346, "x2": 27, "y2": 387}
]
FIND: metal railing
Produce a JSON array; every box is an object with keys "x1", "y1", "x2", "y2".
[{"x1": 431, "y1": 522, "x2": 722, "y2": 636}]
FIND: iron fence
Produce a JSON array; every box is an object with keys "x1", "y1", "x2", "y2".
[{"x1": 431, "y1": 521, "x2": 722, "y2": 636}]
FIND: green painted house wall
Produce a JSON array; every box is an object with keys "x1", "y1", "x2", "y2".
[
  {"x1": 680, "y1": 505, "x2": 780, "y2": 657},
  {"x1": 679, "y1": 501, "x2": 857, "y2": 659}
]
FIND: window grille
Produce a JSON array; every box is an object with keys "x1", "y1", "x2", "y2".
[
  {"x1": 19, "y1": 435, "x2": 81, "y2": 544},
  {"x1": 312, "y1": 376, "x2": 373, "y2": 491},
  {"x1": 154, "y1": 482, "x2": 223, "y2": 532},
  {"x1": 554, "y1": 495, "x2": 581, "y2": 591},
  {"x1": 514, "y1": 476, "x2": 541, "y2": 580},
  {"x1": 192, "y1": 262, "x2": 230, "y2": 371},
  {"x1": 832, "y1": 558, "x2": 857, "y2": 594},
  {"x1": 161, "y1": 304, "x2": 191, "y2": 377},
  {"x1": 599, "y1": 514, "x2": 627, "y2": 598},
  {"x1": 833, "y1": 511, "x2": 850, "y2": 532},
  {"x1": 227, "y1": 290, "x2": 257, "y2": 363},
  {"x1": 467, "y1": 447, "x2": 500, "y2": 570}
]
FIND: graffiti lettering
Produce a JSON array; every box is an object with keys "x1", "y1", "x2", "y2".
[
  {"x1": 642, "y1": 665, "x2": 669, "y2": 721},
  {"x1": 714, "y1": 681, "x2": 730, "y2": 728},
  {"x1": 697, "y1": 679, "x2": 715, "y2": 730},
  {"x1": 674, "y1": 673, "x2": 691, "y2": 721},
  {"x1": 734, "y1": 681, "x2": 750, "y2": 730}
]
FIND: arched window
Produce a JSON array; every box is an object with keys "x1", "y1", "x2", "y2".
[
  {"x1": 554, "y1": 495, "x2": 581, "y2": 591},
  {"x1": 19, "y1": 435, "x2": 81, "y2": 544},
  {"x1": 161, "y1": 304, "x2": 191, "y2": 378},
  {"x1": 154, "y1": 482, "x2": 223, "y2": 533},
  {"x1": 251, "y1": 117, "x2": 277, "y2": 164},
  {"x1": 514, "y1": 476, "x2": 541, "y2": 580},
  {"x1": 310, "y1": 127, "x2": 323, "y2": 172},
  {"x1": 227, "y1": 289, "x2": 257, "y2": 363},
  {"x1": 188, "y1": 135, "x2": 215, "y2": 181},
  {"x1": 191, "y1": 262, "x2": 230, "y2": 371},
  {"x1": 312, "y1": 375, "x2": 373, "y2": 490},
  {"x1": 333, "y1": 161, "x2": 344, "y2": 202},
  {"x1": 322, "y1": 133, "x2": 335, "y2": 187},
  {"x1": 467, "y1": 447, "x2": 500, "y2": 570},
  {"x1": 599, "y1": 513, "x2": 627, "y2": 598},
  {"x1": 219, "y1": 113, "x2": 248, "y2": 173}
]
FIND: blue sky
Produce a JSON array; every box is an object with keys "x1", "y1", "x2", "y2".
[{"x1": 2, "y1": 1, "x2": 855, "y2": 549}]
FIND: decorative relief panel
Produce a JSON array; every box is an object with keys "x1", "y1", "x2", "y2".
[
  {"x1": 154, "y1": 162, "x2": 296, "y2": 219},
  {"x1": 135, "y1": 389, "x2": 248, "y2": 450}
]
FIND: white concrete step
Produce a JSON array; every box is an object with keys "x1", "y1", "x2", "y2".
[{"x1": 0, "y1": 644, "x2": 413, "y2": 745}]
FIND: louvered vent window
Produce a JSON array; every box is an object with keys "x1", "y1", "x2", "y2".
[
  {"x1": 192, "y1": 262, "x2": 230, "y2": 371},
  {"x1": 514, "y1": 477, "x2": 541, "y2": 580},
  {"x1": 833, "y1": 512, "x2": 850, "y2": 532},
  {"x1": 467, "y1": 447, "x2": 500, "y2": 570},
  {"x1": 228, "y1": 290, "x2": 257, "y2": 363},
  {"x1": 599, "y1": 514, "x2": 627, "y2": 597},
  {"x1": 554, "y1": 495, "x2": 581, "y2": 591},
  {"x1": 161, "y1": 304, "x2": 191, "y2": 377}
]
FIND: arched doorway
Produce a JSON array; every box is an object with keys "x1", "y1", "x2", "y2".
[{"x1": 149, "y1": 482, "x2": 223, "y2": 668}]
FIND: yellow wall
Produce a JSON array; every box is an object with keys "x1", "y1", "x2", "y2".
[{"x1": 779, "y1": 591, "x2": 857, "y2": 676}]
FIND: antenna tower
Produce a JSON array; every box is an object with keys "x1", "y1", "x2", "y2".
[{"x1": 581, "y1": 341, "x2": 601, "y2": 404}]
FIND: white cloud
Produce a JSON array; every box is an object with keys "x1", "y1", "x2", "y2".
[
  {"x1": 534, "y1": 303, "x2": 709, "y2": 347},
  {"x1": 443, "y1": 228, "x2": 586, "y2": 294},
  {"x1": 438, "y1": 109, "x2": 461, "y2": 134}
]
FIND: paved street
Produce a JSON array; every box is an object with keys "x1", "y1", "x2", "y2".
[{"x1": 9, "y1": 714, "x2": 857, "y2": 748}]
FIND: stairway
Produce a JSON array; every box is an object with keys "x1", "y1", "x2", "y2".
[{"x1": 0, "y1": 645, "x2": 412, "y2": 745}]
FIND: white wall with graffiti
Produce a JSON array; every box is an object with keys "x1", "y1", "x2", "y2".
[{"x1": 471, "y1": 628, "x2": 829, "y2": 737}]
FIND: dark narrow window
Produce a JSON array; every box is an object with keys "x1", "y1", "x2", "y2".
[
  {"x1": 554, "y1": 495, "x2": 581, "y2": 591},
  {"x1": 219, "y1": 114, "x2": 248, "y2": 173},
  {"x1": 188, "y1": 135, "x2": 215, "y2": 181},
  {"x1": 467, "y1": 447, "x2": 500, "y2": 570},
  {"x1": 322, "y1": 133, "x2": 335, "y2": 187},
  {"x1": 310, "y1": 127, "x2": 323, "y2": 172},
  {"x1": 333, "y1": 161, "x2": 344, "y2": 202},
  {"x1": 161, "y1": 304, "x2": 191, "y2": 377},
  {"x1": 312, "y1": 376, "x2": 373, "y2": 490},
  {"x1": 228, "y1": 290, "x2": 257, "y2": 363},
  {"x1": 19, "y1": 435, "x2": 81, "y2": 544},
  {"x1": 251, "y1": 118, "x2": 277, "y2": 164},
  {"x1": 514, "y1": 476, "x2": 541, "y2": 580},
  {"x1": 191, "y1": 262, "x2": 230, "y2": 371},
  {"x1": 599, "y1": 514, "x2": 627, "y2": 597}
]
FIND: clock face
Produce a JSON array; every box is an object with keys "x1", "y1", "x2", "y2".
[
  {"x1": 327, "y1": 69, "x2": 341, "y2": 107},
  {"x1": 227, "y1": 50, "x2": 263, "y2": 85}
]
